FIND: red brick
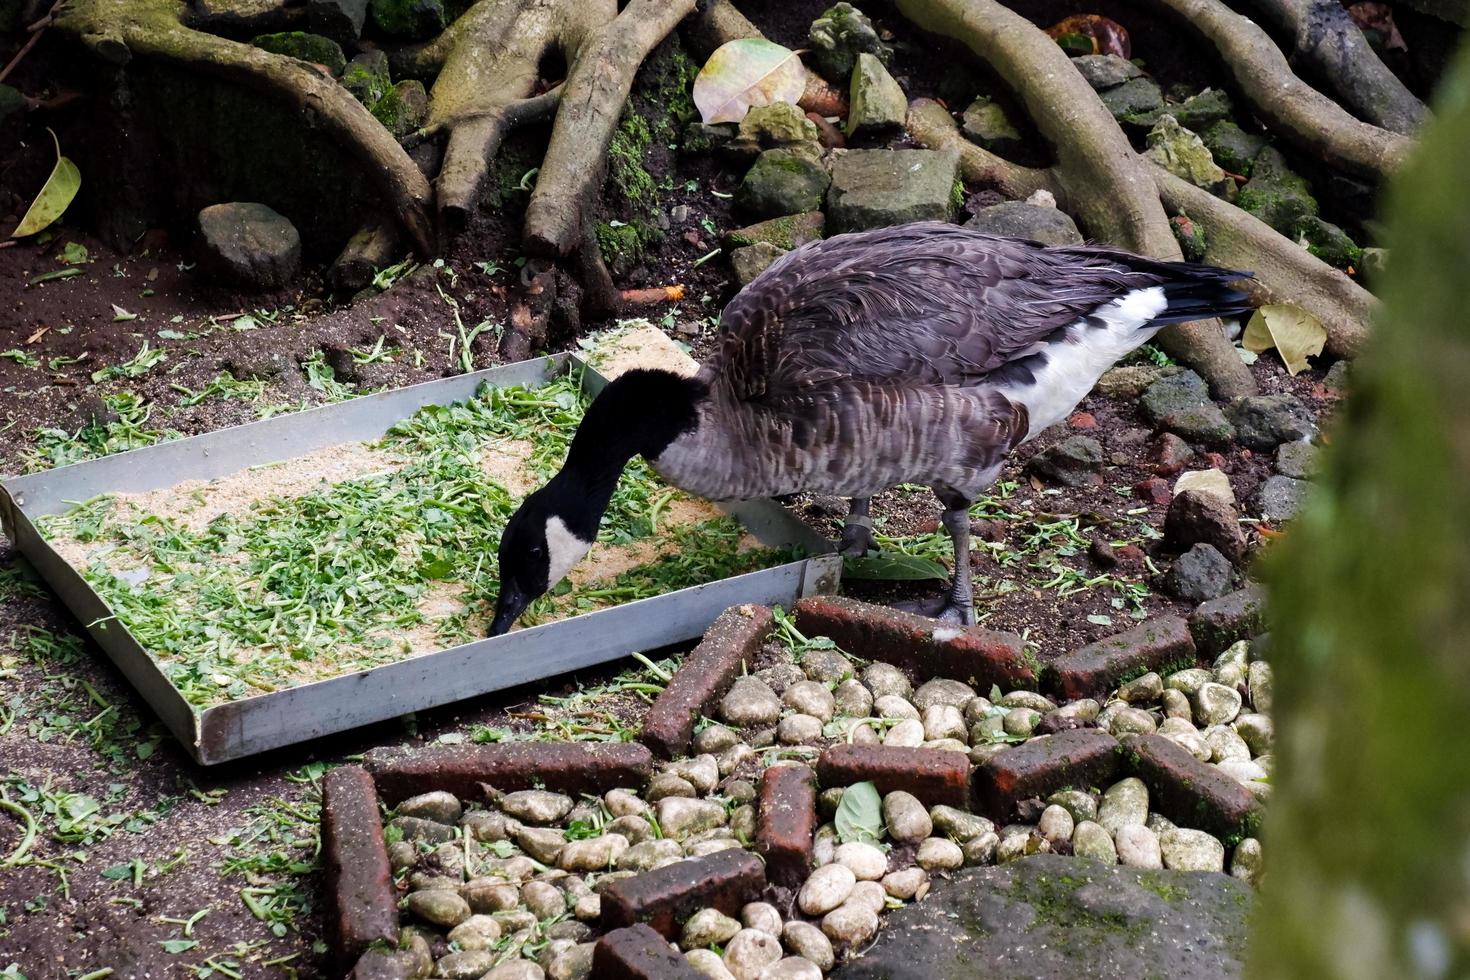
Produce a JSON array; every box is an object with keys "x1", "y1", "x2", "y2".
[
  {"x1": 1041, "y1": 616, "x2": 1196, "y2": 700},
  {"x1": 641, "y1": 604, "x2": 772, "y2": 758},
  {"x1": 793, "y1": 595, "x2": 1032, "y2": 689},
  {"x1": 814, "y1": 745, "x2": 971, "y2": 808},
  {"x1": 366, "y1": 742, "x2": 652, "y2": 806},
  {"x1": 1069, "y1": 411, "x2": 1097, "y2": 429},
  {"x1": 756, "y1": 764, "x2": 818, "y2": 888},
  {"x1": 593, "y1": 923, "x2": 707, "y2": 979},
  {"x1": 321, "y1": 766, "x2": 398, "y2": 966},
  {"x1": 972, "y1": 730, "x2": 1120, "y2": 823},
  {"x1": 600, "y1": 849, "x2": 765, "y2": 939},
  {"x1": 1123, "y1": 734, "x2": 1264, "y2": 843}
]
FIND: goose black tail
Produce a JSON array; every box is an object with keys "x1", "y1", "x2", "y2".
[{"x1": 1150, "y1": 264, "x2": 1257, "y2": 325}]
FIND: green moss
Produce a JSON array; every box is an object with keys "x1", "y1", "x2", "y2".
[
  {"x1": 369, "y1": 81, "x2": 427, "y2": 138},
  {"x1": 342, "y1": 54, "x2": 392, "y2": 107},
  {"x1": 649, "y1": 45, "x2": 700, "y2": 144},
  {"x1": 251, "y1": 31, "x2": 346, "y2": 76},
  {"x1": 950, "y1": 178, "x2": 967, "y2": 213},
  {"x1": 596, "y1": 219, "x2": 661, "y2": 268},
  {"x1": 609, "y1": 112, "x2": 656, "y2": 204},
  {"x1": 1139, "y1": 872, "x2": 1190, "y2": 903}
]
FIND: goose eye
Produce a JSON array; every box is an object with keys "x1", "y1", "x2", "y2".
[{"x1": 529, "y1": 545, "x2": 545, "y2": 559}]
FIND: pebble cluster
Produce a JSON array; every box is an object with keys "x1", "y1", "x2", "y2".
[{"x1": 387, "y1": 634, "x2": 1271, "y2": 979}]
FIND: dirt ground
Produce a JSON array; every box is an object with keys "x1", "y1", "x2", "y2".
[{"x1": 0, "y1": 2, "x2": 1359, "y2": 977}]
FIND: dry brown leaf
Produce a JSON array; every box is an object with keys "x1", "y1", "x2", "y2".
[{"x1": 1243, "y1": 304, "x2": 1327, "y2": 376}]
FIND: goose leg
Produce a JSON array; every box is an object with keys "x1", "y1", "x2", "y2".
[
  {"x1": 939, "y1": 504, "x2": 977, "y2": 625},
  {"x1": 837, "y1": 497, "x2": 874, "y2": 557}
]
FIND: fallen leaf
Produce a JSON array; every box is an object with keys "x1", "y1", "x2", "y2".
[
  {"x1": 834, "y1": 781, "x2": 883, "y2": 844},
  {"x1": 111, "y1": 304, "x2": 138, "y2": 322},
  {"x1": 27, "y1": 266, "x2": 82, "y2": 286},
  {"x1": 1243, "y1": 304, "x2": 1327, "y2": 376},
  {"x1": 1045, "y1": 15, "x2": 1131, "y2": 58},
  {"x1": 59, "y1": 241, "x2": 89, "y2": 265},
  {"x1": 693, "y1": 39, "x2": 807, "y2": 125},
  {"x1": 11, "y1": 129, "x2": 81, "y2": 238},
  {"x1": 841, "y1": 554, "x2": 949, "y2": 581}
]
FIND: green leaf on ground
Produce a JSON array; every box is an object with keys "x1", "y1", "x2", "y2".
[
  {"x1": 11, "y1": 129, "x2": 81, "y2": 238},
  {"x1": 842, "y1": 554, "x2": 949, "y2": 581},
  {"x1": 835, "y1": 781, "x2": 883, "y2": 844}
]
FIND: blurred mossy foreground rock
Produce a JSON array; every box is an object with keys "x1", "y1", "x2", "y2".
[
  {"x1": 836, "y1": 855, "x2": 1250, "y2": 978},
  {"x1": 826, "y1": 149, "x2": 959, "y2": 233},
  {"x1": 197, "y1": 202, "x2": 302, "y2": 290}
]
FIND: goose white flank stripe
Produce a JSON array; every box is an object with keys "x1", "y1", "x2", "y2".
[{"x1": 489, "y1": 222, "x2": 1255, "y2": 633}]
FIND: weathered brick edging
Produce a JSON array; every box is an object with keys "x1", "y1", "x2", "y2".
[
  {"x1": 641, "y1": 604, "x2": 773, "y2": 758},
  {"x1": 1122, "y1": 734, "x2": 1264, "y2": 843},
  {"x1": 971, "y1": 730, "x2": 1121, "y2": 823},
  {"x1": 1041, "y1": 616, "x2": 1196, "y2": 700},
  {"x1": 756, "y1": 763, "x2": 818, "y2": 889},
  {"x1": 794, "y1": 595, "x2": 1033, "y2": 688},
  {"x1": 365, "y1": 742, "x2": 653, "y2": 805},
  {"x1": 594, "y1": 923, "x2": 708, "y2": 979},
  {"x1": 320, "y1": 765, "x2": 398, "y2": 968},
  {"x1": 600, "y1": 848, "x2": 766, "y2": 938},
  {"x1": 816, "y1": 744, "x2": 971, "y2": 808}
]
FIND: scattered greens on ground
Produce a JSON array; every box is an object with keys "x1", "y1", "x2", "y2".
[{"x1": 37, "y1": 373, "x2": 793, "y2": 707}]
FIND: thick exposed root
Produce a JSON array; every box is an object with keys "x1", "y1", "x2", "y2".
[
  {"x1": 522, "y1": 0, "x2": 699, "y2": 257},
  {"x1": 1145, "y1": 0, "x2": 1413, "y2": 179},
  {"x1": 1153, "y1": 168, "x2": 1373, "y2": 358},
  {"x1": 896, "y1": 0, "x2": 1257, "y2": 398},
  {"x1": 1238, "y1": 0, "x2": 1425, "y2": 134},
  {"x1": 56, "y1": 0, "x2": 435, "y2": 254}
]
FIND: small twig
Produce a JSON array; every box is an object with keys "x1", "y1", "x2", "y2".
[{"x1": 0, "y1": 0, "x2": 62, "y2": 86}]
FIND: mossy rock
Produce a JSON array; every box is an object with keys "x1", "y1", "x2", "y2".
[
  {"x1": 1235, "y1": 147, "x2": 1319, "y2": 235},
  {"x1": 731, "y1": 242, "x2": 788, "y2": 286},
  {"x1": 808, "y1": 2, "x2": 892, "y2": 82},
  {"x1": 251, "y1": 32, "x2": 347, "y2": 76},
  {"x1": 342, "y1": 50, "x2": 392, "y2": 106},
  {"x1": 962, "y1": 97, "x2": 1023, "y2": 157},
  {"x1": 1071, "y1": 54, "x2": 1142, "y2": 91},
  {"x1": 724, "y1": 212, "x2": 826, "y2": 251},
  {"x1": 738, "y1": 103, "x2": 821, "y2": 149},
  {"x1": 1098, "y1": 77, "x2": 1164, "y2": 120},
  {"x1": 1171, "y1": 213, "x2": 1208, "y2": 262},
  {"x1": 1144, "y1": 115, "x2": 1233, "y2": 198},
  {"x1": 682, "y1": 121, "x2": 737, "y2": 155},
  {"x1": 1295, "y1": 216, "x2": 1361, "y2": 268},
  {"x1": 368, "y1": 0, "x2": 444, "y2": 40},
  {"x1": 373, "y1": 80, "x2": 427, "y2": 138},
  {"x1": 736, "y1": 146, "x2": 831, "y2": 220},
  {"x1": 1124, "y1": 88, "x2": 1233, "y2": 131},
  {"x1": 849, "y1": 52, "x2": 907, "y2": 136},
  {"x1": 1200, "y1": 121, "x2": 1268, "y2": 176}
]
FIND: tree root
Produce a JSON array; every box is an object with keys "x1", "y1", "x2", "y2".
[
  {"x1": 1236, "y1": 0, "x2": 1425, "y2": 135},
  {"x1": 55, "y1": 0, "x2": 435, "y2": 254},
  {"x1": 896, "y1": 0, "x2": 1257, "y2": 398},
  {"x1": 1143, "y1": 0, "x2": 1413, "y2": 179},
  {"x1": 907, "y1": 99, "x2": 1063, "y2": 203}
]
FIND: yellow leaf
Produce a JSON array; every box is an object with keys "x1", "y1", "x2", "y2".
[
  {"x1": 693, "y1": 39, "x2": 808, "y2": 125},
  {"x1": 1243, "y1": 304, "x2": 1327, "y2": 376},
  {"x1": 11, "y1": 129, "x2": 81, "y2": 239}
]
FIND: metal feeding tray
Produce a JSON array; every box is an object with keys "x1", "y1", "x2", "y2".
[{"x1": 0, "y1": 353, "x2": 840, "y2": 765}]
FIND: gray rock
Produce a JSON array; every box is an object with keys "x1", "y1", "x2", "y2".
[
  {"x1": 1248, "y1": 661, "x2": 1273, "y2": 713},
  {"x1": 1234, "y1": 713, "x2": 1273, "y2": 756},
  {"x1": 500, "y1": 790, "x2": 573, "y2": 824},
  {"x1": 931, "y1": 806, "x2": 995, "y2": 842},
  {"x1": 618, "y1": 838, "x2": 683, "y2": 873},
  {"x1": 1229, "y1": 838, "x2": 1263, "y2": 887},
  {"x1": 1236, "y1": 147, "x2": 1318, "y2": 236},
  {"x1": 758, "y1": 662, "x2": 806, "y2": 695},
  {"x1": 647, "y1": 772, "x2": 697, "y2": 801},
  {"x1": 833, "y1": 679, "x2": 874, "y2": 717},
  {"x1": 1161, "y1": 405, "x2": 1237, "y2": 448},
  {"x1": 737, "y1": 148, "x2": 831, "y2": 220},
  {"x1": 1098, "y1": 77, "x2": 1164, "y2": 120},
  {"x1": 779, "y1": 713, "x2": 825, "y2": 744},
  {"x1": 1072, "y1": 821, "x2": 1118, "y2": 864},
  {"x1": 368, "y1": 0, "x2": 443, "y2": 39},
  {"x1": 731, "y1": 242, "x2": 787, "y2": 286},
  {"x1": 808, "y1": 2, "x2": 892, "y2": 81},
  {"x1": 1141, "y1": 370, "x2": 1211, "y2": 425},
  {"x1": 1358, "y1": 247, "x2": 1388, "y2": 286},
  {"x1": 784, "y1": 920, "x2": 836, "y2": 971},
  {"x1": 514, "y1": 826, "x2": 566, "y2": 865},
  {"x1": 1274, "y1": 440, "x2": 1316, "y2": 479},
  {"x1": 1163, "y1": 543, "x2": 1234, "y2": 602},
  {"x1": 738, "y1": 102, "x2": 821, "y2": 150},
  {"x1": 965, "y1": 201, "x2": 1083, "y2": 246},
  {"x1": 437, "y1": 950, "x2": 499, "y2": 980},
  {"x1": 1322, "y1": 360, "x2": 1350, "y2": 392},
  {"x1": 1118, "y1": 672, "x2": 1163, "y2": 704},
  {"x1": 1025, "y1": 436, "x2": 1104, "y2": 486},
  {"x1": 1254, "y1": 475, "x2": 1309, "y2": 523},
  {"x1": 196, "y1": 202, "x2": 302, "y2": 290},
  {"x1": 914, "y1": 678, "x2": 975, "y2": 710},
  {"x1": 1194, "y1": 683, "x2": 1244, "y2": 727},
  {"x1": 1046, "y1": 790, "x2": 1098, "y2": 825},
  {"x1": 883, "y1": 791, "x2": 933, "y2": 843},
  {"x1": 961, "y1": 98, "x2": 1024, "y2": 157},
  {"x1": 308, "y1": 0, "x2": 368, "y2": 42},
  {"x1": 863, "y1": 662, "x2": 912, "y2": 699},
  {"x1": 1165, "y1": 490, "x2": 1246, "y2": 564},
  {"x1": 1096, "y1": 364, "x2": 1175, "y2": 399},
  {"x1": 1224, "y1": 395, "x2": 1314, "y2": 451},
  {"x1": 1127, "y1": 88, "x2": 1233, "y2": 131},
  {"x1": 406, "y1": 889, "x2": 470, "y2": 928},
  {"x1": 1165, "y1": 667, "x2": 1215, "y2": 696},
  {"x1": 834, "y1": 854, "x2": 1250, "y2": 978},
  {"x1": 1115, "y1": 824, "x2": 1163, "y2": 869},
  {"x1": 1098, "y1": 778, "x2": 1149, "y2": 835},
  {"x1": 1143, "y1": 115, "x2": 1231, "y2": 195},
  {"x1": 657, "y1": 798, "x2": 728, "y2": 839},
  {"x1": 917, "y1": 836, "x2": 965, "y2": 871},
  {"x1": 388, "y1": 815, "x2": 457, "y2": 844},
  {"x1": 849, "y1": 53, "x2": 907, "y2": 136},
  {"x1": 826, "y1": 149, "x2": 959, "y2": 233},
  {"x1": 1072, "y1": 54, "x2": 1143, "y2": 90}
]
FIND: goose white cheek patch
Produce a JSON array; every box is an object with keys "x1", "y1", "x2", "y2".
[{"x1": 544, "y1": 516, "x2": 594, "y2": 587}]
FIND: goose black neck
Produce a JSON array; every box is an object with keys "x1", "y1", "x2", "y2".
[{"x1": 546, "y1": 368, "x2": 707, "y2": 537}]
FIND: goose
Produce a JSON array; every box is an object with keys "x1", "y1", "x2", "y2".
[{"x1": 488, "y1": 221, "x2": 1252, "y2": 635}]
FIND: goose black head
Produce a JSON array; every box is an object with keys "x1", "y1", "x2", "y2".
[
  {"x1": 489, "y1": 480, "x2": 598, "y2": 637},
  {"x1": 488, "y1": 368, "x2": 709, "y2": 637}
]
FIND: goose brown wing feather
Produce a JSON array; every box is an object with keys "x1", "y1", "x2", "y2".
[{"x1": 713, "y1": 221, "x2": 1169, "y2": 402}]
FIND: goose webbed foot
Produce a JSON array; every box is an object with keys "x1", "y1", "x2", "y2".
[
  {"x1": 835, "y1": 497, "x2": 874, "y2": 558},
  {"x1": 893, "y1": 590, "x2": 976, "y2": 626}
]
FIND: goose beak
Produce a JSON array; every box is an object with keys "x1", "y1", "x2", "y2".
[{"x1": 489, "y1": 584, "x2": 530, "y2": 637}]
